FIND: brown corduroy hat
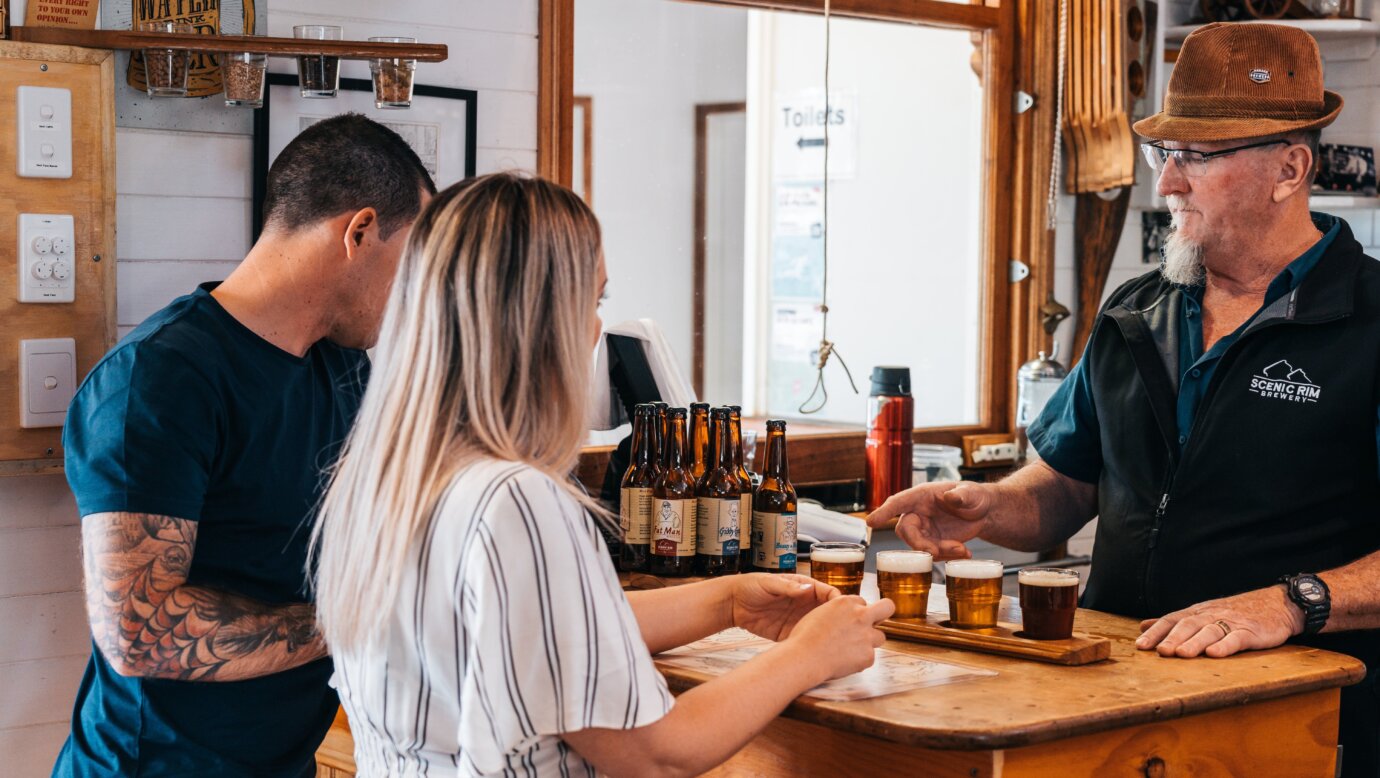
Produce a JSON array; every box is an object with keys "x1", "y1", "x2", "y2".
[{"x1": 1133, "y1": 22, "x2": 1342, "y2": 142}]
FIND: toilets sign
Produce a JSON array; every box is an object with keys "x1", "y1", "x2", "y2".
[{"x1": 774, "y1": 90, "x2": 858, "y2": 180}]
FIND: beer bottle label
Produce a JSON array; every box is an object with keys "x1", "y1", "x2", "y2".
[
  {"x1": 620, "y1": 487, "x2": 652, "y2": 544},
  {"x1": 695, "y1": 497, "x2": 741, "y2": 556},
  {"x1": 653, "y1": 498, "x2": 696, "y2": 557},
  {"x1": 751, "y1": 510, "x2": 797, "y2": 570}
]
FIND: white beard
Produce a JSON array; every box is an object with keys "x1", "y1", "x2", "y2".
[{"x1": 1161, "y1": 228, "x2": 1205, "y2": 287}]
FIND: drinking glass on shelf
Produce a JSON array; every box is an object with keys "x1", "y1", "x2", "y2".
[
  {"x1": 294, "y1": 24, "x2": 342, "y2": 98},
  {"x1": 138, "y1": 21, "x2": 194, "y2": 98},
  {"x1": 223, "y1": 50, "x2": 268, "y2": 108},
  {"x1": 369, "y1": 36, "x2": 417, "y2": 109}
]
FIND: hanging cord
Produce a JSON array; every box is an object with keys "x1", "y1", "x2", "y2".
[
  {"x1": 799, "y1": 0, "x2": 859, "y2": 414},
  {"x1": 1046, "y1": 0, "x2": 1069, "y2": 230}
]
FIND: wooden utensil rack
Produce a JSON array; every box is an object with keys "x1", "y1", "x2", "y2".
[{"x1": 8, "y1": 26, "x2": 448, "y2": 62}]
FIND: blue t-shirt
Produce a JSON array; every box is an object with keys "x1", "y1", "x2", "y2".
[
  {"x1": 54, "y1": 284, "x2": 369, "y2": 777},
  {"x1": 1028, "y1": 214, "x2": 1372, "y2": 483}
]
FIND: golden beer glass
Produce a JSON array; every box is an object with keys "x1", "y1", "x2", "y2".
[
  {"x1": 945, "y1": 559, "x2": 1004, "y2": 629},
  {"x1": 809, "y1": 542, "x2": 866, "y2": 596},
  {"x1": 876, "y1": 550, "x2": 933, "y2": 620}
]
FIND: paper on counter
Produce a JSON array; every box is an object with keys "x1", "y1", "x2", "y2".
[{"x1": 657, "y1": 628, "x2": 995, "y2": 701}]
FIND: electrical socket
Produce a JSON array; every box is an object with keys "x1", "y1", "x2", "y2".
[
  {"x1": 961, "y1": 433, "x2": 1018, "y2": 468},
  {"x1": 972, "y1": 442, "x2": 1019, "y2": 464}
]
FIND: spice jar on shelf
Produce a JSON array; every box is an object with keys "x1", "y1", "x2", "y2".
[
  {"x1": 139, "y1": 21, "x2": 194, "y2": 98},
  {"x1": 294, "y1": 24, "x2": 342, "y2": 98},
  {"x1": 223, "y1": 50, "x2": 267, "y2": 108},
  {"x1": 369, "y1": 37, "x2": 417, "y2": 109}
]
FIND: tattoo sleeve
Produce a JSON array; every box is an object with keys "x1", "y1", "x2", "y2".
[{"x1": 82, "y1": 512, "x2": 327, "y2": 681}]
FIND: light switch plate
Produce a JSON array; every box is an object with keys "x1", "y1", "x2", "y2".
[
  {"x1": 16, "y1": 85, "x2": 73, "y2": 179},
  {"x1": 20, "y1": 338, "x2": 76, "y2": 429},
  {"x1": 18, "y1": 213, "x2": 76, "y2": 303}
]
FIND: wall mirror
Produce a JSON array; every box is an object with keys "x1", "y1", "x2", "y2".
[{"x1": 573, "y1": 0, "x2": 1013, "y2": 438}]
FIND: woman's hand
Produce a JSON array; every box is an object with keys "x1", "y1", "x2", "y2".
[
  {"x1": 784, "y1": 595, "x2": 895, "y2": 682},
  {"x1": 730, "y1": 573, "x2": 839, "y2": 641}
]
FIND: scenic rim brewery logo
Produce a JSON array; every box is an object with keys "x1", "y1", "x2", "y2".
[{"x1": 1250, "y1": 359, "x2": 1320, "y2": 403}]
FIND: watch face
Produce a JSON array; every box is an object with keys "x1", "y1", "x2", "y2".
[{"x1": 1299, "y1": 580, "x2": 1325, "y2": 603}]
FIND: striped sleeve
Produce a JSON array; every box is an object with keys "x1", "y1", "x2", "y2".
[{"x1": 455, "y1": 468, "x2": 673, "y2": 772}]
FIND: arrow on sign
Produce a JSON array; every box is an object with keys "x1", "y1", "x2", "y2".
[{"x1": 797, "y1": 137, "x2": 826, "y2": 149}]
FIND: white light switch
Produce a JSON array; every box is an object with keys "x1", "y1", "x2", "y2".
[
  {"x1": 18, "y1": 213, "x2": 75, "y2": 303},
  {"x1": 17, "y1": 85, "x2": 73, "y2": 179},
  {"x1": 20, "y1": 338, "x2": 76, "y2": 429}
]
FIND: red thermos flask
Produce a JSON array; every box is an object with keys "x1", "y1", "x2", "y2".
[{"x1": 865, "y1": 366, "x2": 913, "y2": 511}]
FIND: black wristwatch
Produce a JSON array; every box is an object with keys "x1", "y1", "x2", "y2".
[{"x1": 1278, "y1": 573, "x2": 1331, "y2": 636}]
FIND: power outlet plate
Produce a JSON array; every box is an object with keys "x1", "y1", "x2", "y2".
[
  {"x1": 962, "y1": 433, "x2": 1019, "y2": 468},
  {"x1": 18, "y1": 213, "x2": 76, "y2": 304}
]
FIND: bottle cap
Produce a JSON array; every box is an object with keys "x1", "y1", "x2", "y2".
[{"x1": 870, "y1": 366, "x2": 911, "y2": 397}]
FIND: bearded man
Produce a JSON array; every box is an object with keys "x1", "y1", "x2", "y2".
[{"x1": 868, "y1": 22, "x2": 1380, "y2": 776}]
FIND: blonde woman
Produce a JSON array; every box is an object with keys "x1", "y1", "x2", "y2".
[{"x1": 311, "y1": 173, "x2": 894, "y2": 777}]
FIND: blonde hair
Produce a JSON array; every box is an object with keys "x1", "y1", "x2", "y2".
[{"x1": 311, "y1": 173, "x2": 604, "y2": 651}]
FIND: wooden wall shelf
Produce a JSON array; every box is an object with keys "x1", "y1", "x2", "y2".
[{"x1": 8, "y1": 26, "x2": 448, "y2": 62}]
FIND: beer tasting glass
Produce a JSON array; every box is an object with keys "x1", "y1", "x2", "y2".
[
  {"x1": 876, "y1": 550, "x2": 932, "y2": 620},
  {"x1": 809, "y1": 542, "x2": 865, "y2": 596},
  {"x1": 945, "y1": 559, "x2": 1004, "y2": 629},
  {"x1": 1018, "y1": 567, "x2": 1080, "y2": 640}
]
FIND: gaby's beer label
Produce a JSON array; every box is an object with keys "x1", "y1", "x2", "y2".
[
  {"x1": 620, "y1": 487, "x2": 652, "y2": 545},
  {"x1": 752, "y1": 510, "x2": 797, "y2": 570},
  {"x1": 695, "y1": 498, "x2": 741, "y2": 556},
  {"x1": 653, "y1": 498, "x2": 696, "y2": 557}
]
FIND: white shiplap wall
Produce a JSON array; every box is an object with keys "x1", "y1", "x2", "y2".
[{"x1": 0, "y1": 3, "x2": 539, "y2": 774}]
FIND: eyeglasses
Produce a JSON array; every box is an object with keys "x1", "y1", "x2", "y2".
[{"x1": 1140, "y1": 140, "x2": 1290, "y2": 177}]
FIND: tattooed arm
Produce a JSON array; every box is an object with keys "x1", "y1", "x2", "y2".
[{"x1": 82, "y1": 512, "x2": 326, "y2": 681}]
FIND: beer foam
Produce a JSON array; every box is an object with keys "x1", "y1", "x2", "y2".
[
  {"x1": 1018, "y1": 569, "x2": 1080, "y2": 586},
  {"x1": 876, "y1": 550, "x2": 932, "y2": 573},
  {"x1": 944, "y1": 559, "x2": 1003, "y2": 579},
  {"x1": 810, "y1": 547, "x2": 865, "y2": 564}
]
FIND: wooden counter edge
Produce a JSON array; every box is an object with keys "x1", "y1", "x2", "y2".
[{"x1": 654, "y1": 644, "x2": 1366, "y2": 752}]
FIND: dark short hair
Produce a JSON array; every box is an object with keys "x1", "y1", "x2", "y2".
[{"x1": 263, "y1": 113, "x2": 436, "y2": 240}]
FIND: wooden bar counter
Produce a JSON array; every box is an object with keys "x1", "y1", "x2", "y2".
[{"x1": 316, "y1": 570, "x2": 1365, "y2": 777}]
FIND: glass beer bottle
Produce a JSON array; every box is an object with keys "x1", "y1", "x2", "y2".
[
  {"x1": 651, "y1": 402, "x2": 669, "y2": 466},
  {"x1": 689, "y1": 403, "x2": 711, "y2": 483},
  {"x1": 752, "y1": 419, "x2": 797, "y2": 574},
  {"x1": 650, "y1": 408, "x2": 697, "y2": 576},
  {"x1": 729, "y1": 406, "x2": 754, "y2": 568},
  {"x1": 619, "y1": 404, "x2": 657, "y2": 572},
  {"x1": 696, "y1": 408, "x2": 742, "y2": 576}
]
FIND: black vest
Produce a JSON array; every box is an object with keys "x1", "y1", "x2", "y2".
[{"x1": 1081, "y1": 219, "x2": 1380, "y2": 664}]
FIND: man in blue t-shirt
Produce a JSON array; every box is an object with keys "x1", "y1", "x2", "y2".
[{"x1": 54, "y1": 114, "x2": 435, "y2": 777}]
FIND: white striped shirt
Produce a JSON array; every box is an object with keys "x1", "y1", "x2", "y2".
[{"x1": 332, "y1": 459, "x2": 674, "y2": 777}]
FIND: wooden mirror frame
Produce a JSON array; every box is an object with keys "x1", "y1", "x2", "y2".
[{"x1": 538, "y1": 0, "x2": 1059, "y2": 448}]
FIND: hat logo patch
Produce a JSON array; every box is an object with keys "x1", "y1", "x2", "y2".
[{"x1": 1249, "y1": 68, "x2": 1271, "y2": 84}]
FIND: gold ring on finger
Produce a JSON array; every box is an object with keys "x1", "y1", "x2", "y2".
[{"x1": 1214, "y1": 620, "x2": 1232, "y2": 638}]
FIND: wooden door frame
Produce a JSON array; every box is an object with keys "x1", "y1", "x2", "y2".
[
  {"x1": 572, "y1": 94, "x2": 593, "y2": 204},
  {"x1": 539, "y1": 0, "x2": 1056, "y2": 440},
  {"x1": 693, "y1": 102, "x2": 748, "y2": 398}
]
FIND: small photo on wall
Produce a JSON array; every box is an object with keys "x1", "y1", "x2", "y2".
[
  {"x1": 1314, "y1": 144, "x2": 1377, "y2": 196},
  {"x1": 1141, "y1": 211, "x2": 1172, "y2": 265}
]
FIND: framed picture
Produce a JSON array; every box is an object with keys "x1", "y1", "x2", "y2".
[
  {"x1": 1313, "y1": 143, "x2": 1377, "y2": 197},
  {"x1": 251, "y1": 72, "x2": 477, "y2": 239},
  {"x1": 1141, "y1": 211, "x2": 1172, "y2": 265}
]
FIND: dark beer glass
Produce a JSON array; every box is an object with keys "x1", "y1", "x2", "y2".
[{"x1": 1018, "y1": 568, "x2": 1079, "y2": 640}]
